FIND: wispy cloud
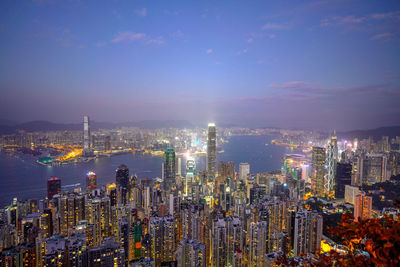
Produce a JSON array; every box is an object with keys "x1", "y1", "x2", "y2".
[
  {"x1": 111, "y1": 31, "x2": 164, "y2": 45},
  {"x1": 370, "y1": 32, "x2": 392, "y2": 40},
  {"x1": 371, "y1": 10, "x2": 400, "y2": 20},
  {"x1": 112, "y1": 32, "x2": 145, "y2": 43},
  {"x1": 247, "y1": 38, "x2": 254, "y2": 43},
  {"x1": 135, "y1": 8, "x2": 147, "y2": 17},
  {"x1": 146, "y1": 36, "x2": 164, "y2": 45},
  {"x1": 262, "y1": 23, "x2": 290, "y2": 30},
  {"x1": 320, "y1": 15, "x2": 365, "y2": 27},
  {"x1": 206, "y1": 49, "x2": 213, "y2": 54}
]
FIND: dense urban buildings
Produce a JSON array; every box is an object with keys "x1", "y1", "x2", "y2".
[{"x1": 1, "y1": 119, "x2": 400, "y2": 266}]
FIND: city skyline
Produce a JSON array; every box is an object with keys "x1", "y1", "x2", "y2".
[{"x1": 1, "y1": 0, "x2": 400, "y2": 130}]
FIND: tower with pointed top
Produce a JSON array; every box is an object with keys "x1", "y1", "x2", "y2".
[{"x1": 326, "y1": 131, "x2": 338, "y2": 196}]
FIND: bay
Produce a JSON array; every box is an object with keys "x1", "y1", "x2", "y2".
[{"x1": 0, "y1": 135, "x2": 289, "y2": 206}]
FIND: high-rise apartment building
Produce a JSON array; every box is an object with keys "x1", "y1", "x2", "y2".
[
  {"x1": 175, "y1": 238, "x2": 206, "y2": 267},
  {"x1": 249, "y1": 221, "x2": 267, "y2": 266},
  {"x1": 354, "y1": 192, "x2": 372, "y2": 222},
  {"x1": 293, "y1": 210, "x2": 322, "y2": 256}
]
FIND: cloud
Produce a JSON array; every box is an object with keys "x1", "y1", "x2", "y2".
[
  {"x1": 370, "y1": 11, "x2": 400, "y2": 20},
  {"x1": 146, "y1": 36, "x2": 165, "y2": 45},
  {"x1": 370, "y1": 32, "x2": 392, "y2": 40},
  {"x1": 247, "y1": 38, "x2": 254, "y2": 43},
  {"x1": 269, "y1": 81, "x2": 312, "y2": 89},
  {"x1": 206, "y1": 49, "x2": 213, "y2": 54},
  {"x1": 262, "y1": 23, "x2": 290, "y2": 30},
  {"x1": 112, "y1": 32, "x2": 145, "y2": 43},
  {"x1": 320, "y1": 15, "x2": 365, "y2": 27},
  {"x1": 95, "y1": 42, "x2": 106, "y2": 47},
  {"x1": 135, "y1": 8, "x2": 147, "y2": 17}
]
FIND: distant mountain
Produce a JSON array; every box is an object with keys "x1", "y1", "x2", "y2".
[
  {"x1": 339, "y1": 126, "x2": 400, "y2": 140},
  {"x1": 0, "y1": 120, "x2": 195, "y2": 134}
]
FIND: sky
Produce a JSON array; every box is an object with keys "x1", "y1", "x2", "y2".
[{"x1": 0, "y1": 0, "x2": 399, "y2": 130}]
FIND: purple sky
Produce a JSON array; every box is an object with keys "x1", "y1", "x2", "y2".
[{"x1": 0, "y1": 0, "x2": 399, "y2": 130}]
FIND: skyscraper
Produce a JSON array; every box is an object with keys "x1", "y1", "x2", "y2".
[
  {"x1": 312, "y1": 147, "x2": 326, "y2": 197},
  {"x1": 47, "y1": 177, "x2": 61, "y2": 200},
  {"x1": 354, "y1": 192, "x2": 372, "y2": 222},
  {"x1": 218, "y1": 161, "x2": 235, "y2": 180},
  {"x1": 83, "y1": 115, "x2": 90, "y2": 150},
  {"x1": 207, "y1": 123, "x2": 217, "y2": 182},
  {"x1": 175, "y1": 238, "x2": 206, "y2": 267},
  {"x1": 335, "y1": 163, "x2": 352, "y2": 199},
  {"x1": 116, "y1": 164, "x2": 129, "y2": 204},
  {"x1": 249, "y1": 221, "x2": 267, "y2": 266},
  {"x1": 184, "y1": 159, "x2": 196, "y2": 198},
  {"x1": 239, "y1": 163, "x2": 250, "y2": 180},
  {"x1": 164, "y1": 147, "x2": 176, "y2": 191},
  {"x1": 326, "y1": 133, "x2": 338, "y2": 195},
  {"x1": 86, "y1": 171, "x2": 97, "y2": 190},
  {"x1": 293, "y1": 210, "x2": 323, "y2": 256}
]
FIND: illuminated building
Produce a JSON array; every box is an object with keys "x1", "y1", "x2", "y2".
[
  {"x1": 239, "y1": 163, "x2": 250, "y2": 180},
  {"x1": 104, "y1": 135, "x2": 111, "y2": 151},
  {"x1": 88, "y1": 237, "x2": 125, "y2": 266},
  {"x1": 177, "y1": 157, "x2": 182, "y2": 176},
  {"x1": 212, "y1": 218, "x2": 227, "y2": 267},
  {"x1": 344, "y1": 185, "x2": 360, "y2": 205},
  {"x1": 354, "y1": 192, "x2": 372, "y2": 222},
  {"x1": 312, "y1": 147, "x2": 326, "y2": 197},
  {"x1": 86, "y1": 171, "x2": 97, "y2": 190},
  {"x1": 116, "y1": 164, "x2": 130, "y2": 204},
  {"x1": 163, "y1": 147, "x2": 176, "y2": 191},
  {"x1": 226, "y1": 216, "x2": 243, "y2": 266},
  {"x1": 218, "y1": 161, "x2": 235, "y2": 180},
  {"x1": 249, "y1": 221, "x2": 267, "y2": 266},
  {"x1": 207, "y1": 123, "x2": 217, "y2": 183},
  {"x1": 335, "y1": 163, "x2": 352, "y2": 199},
  {"x1": 293, "y1": 210, "x2": 322, "y2": 256},
  {"x1": 184, "y1": 160, "x2": 196, "y2": 198},
  {"x1": 363, "y1": 154, "x2": 387, "y2": 184},
  {"x1": 175, "y1": 238, "x2": 206, "y2": 267},
  {"x1": 326, "y1": 133, "x2": 338, "y2": 195},
  {"x1": 83, "y1": 115, "x2": 91, "y2": 151},
  {"x1": 149, "y1": 216, "x2": 175, "y2": 266},
  {"x1": 47, "y1": 177, "x2": 61, "y2": 200}
]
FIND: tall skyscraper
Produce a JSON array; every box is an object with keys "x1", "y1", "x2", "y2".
[
  {"x1": 83, "y1": 115, "x2": 90, "y2": 150},
  {"x1": 207, "y1": 123, "x2": 217, "y2": 182},
  {"x1": 293, "y1": 210, "x2": 323, "y2": 256},
  {"x1": 249, "y1": 221, "x2": 267, "y2": 266},
  {"x1": 47, "y1": 177, "x2": 61, "y2": 200},
  {"x1": 149, "y1": 216, "x2": 175, "y2": 266},
  {"x1": 175, "y1": 238, "x2": 206, "y2": 267},
  {"x1": 239, "y1": 163, "x2": 250, "y2": 180},
  {"x1": 335, "y1": 163, "x2": 352, "y2": 199},
  {"x1": 218, "y1": 161, "x2": 235, "y2": 180},
  {"x1": 116, "y1": 164, "x2": 129, "y2": 204},
  {"x1": 86, "y1": 171, "x2": 97, "y2": 190},
  {"x1": 177, "y1": 157, "x2": 182, "y2": 176},
  {"x1": 184, "y1": 159, "x2": 196, "y2": 198},
  {"x1": 354, "y1": 192, "x2": 372, "y2": 222},
  {"x1": 326, "y1": 133, "x2": 338, "y2": 195},
  {"x1": 164, "y1": 147, "x2": 176, "y2": 191},
  {"x1": 312, "y1": 147, "x2": 326, "y2": 197}
]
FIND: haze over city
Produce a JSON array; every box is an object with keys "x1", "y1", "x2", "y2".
[{"x1": 1, "y1": 0, "x2": 400, "y2": 130}]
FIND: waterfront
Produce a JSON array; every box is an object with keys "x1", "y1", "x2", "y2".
[{"x1": 0, "y1": 135, "x2": 289, "y2": 206}]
